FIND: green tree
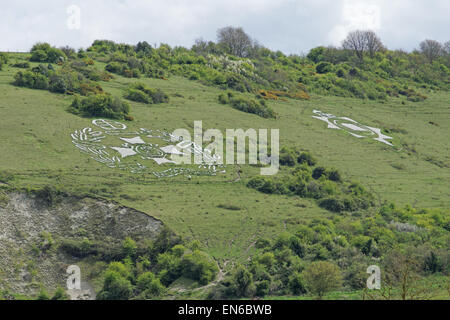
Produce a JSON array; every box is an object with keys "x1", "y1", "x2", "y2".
[
  {"x1": 122, "y1": 237, "x2": 137, "y2": 259},
  {"x1": 97, "y1": 270, "x2": 133, "y2": 300},
  {"x1": 302, "y1": 261, "x2": 342, "y2": 299},
  {"x1": 232, "y1": 264, "x2": 255, "y2": 297}
]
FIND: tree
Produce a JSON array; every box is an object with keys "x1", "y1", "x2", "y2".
[
  {"x1": 419, "y1": 39, "x2": 443, "y2": 63},
  {"x1": 135, "y1": 41, "x2": 153, "y2": 55},
  {"x1": 342, "y1": 30, "x2": 384, "y2": 61},
  {"x1": 136, "y1": 272, "x2": 165, "y2": 298},
  {"x1": 180, "y1": 250, "x2": 218, "y2": 285},
  {"x1": 342, "y1": 30, "x2": 367, "y2": 61},
  {"x1": 232, "y1": 264, "x2": 255, "y2": 297},
  {"x1": 365, "y1": 31, "x2": 384, "y2": 58},
  {"x1": 302, "y1": 261, "x2": 342, "y2": 299},
  {"x1": 97, "y1": 270, "x2": 133, "y2": 300},
  {"x1": 217, "y1": 26, "x2": 254, "y2": 58},
  {"x1": 122, "y1": 237, "x2": 137, "y2": 259},
  {"x1": 363, "y1": 248, "x2": 435, "y2": 300},
  {"x1": 444, "y1": 41, "x2": 450, "y2": 54}
]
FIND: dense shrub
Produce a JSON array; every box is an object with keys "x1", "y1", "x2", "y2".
[
  {"x1": 30, "y1": 43, "x2": 66, "y2": 63},
  {"x1": 218, "y1": 92, "x2": 275, "y2": 118},
  {"x1": 13, "y1": 71, "x2": 49, "y2": 90},
  {"x1": 12, "y1": 61, "x2": 30, "y2": 68},
  {"x1": 247, "y1": 150, "x2": 372, "y2": 213},
  {"x1": 316, "y1": 62, "x2": 332, "y2": 74},
  {"x1": 0, "y1": 52, "x2": 8, "y2": 70},
  {"x1": 124, "y1": 82, "x2": 169, "y2": 104},
  {"x1": 180, "y1": 250, "x2": 218, "y2": 285},
  {"x1": 70, "y1": 94, "x2": 130, "y2": 119}
]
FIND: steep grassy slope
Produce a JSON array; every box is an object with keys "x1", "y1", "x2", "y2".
[{"x1": 0, "y1": 55, "x2": 449, "y2": 268}]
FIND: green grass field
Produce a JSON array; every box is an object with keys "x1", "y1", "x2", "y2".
[{"x1": 1, "y1": 54, "x2": 449, "y2": 270}]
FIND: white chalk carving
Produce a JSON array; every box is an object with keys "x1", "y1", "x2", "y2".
[
  {"x1": 312, "y1": 110, "x2": 393, "y2": 146},
  {"x1": 71, "y1": 119, "x2": 224, "y2": 178}
]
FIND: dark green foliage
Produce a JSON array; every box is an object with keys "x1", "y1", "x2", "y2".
[
  {"x1": 316, "y1": 62, "x2": 332, "y2": 74},
  {"x1": 0, "y1": 52, "x2": 8, "y2": 70},
  {"x1": 12, "y1": 62, "x2": 30, "y2": 68},
  {"x1": 423, "y1": 251, "x2": 443, "y2": 273},
  {"x1": 30, "y1": 43, "x2": 66, "y2": 63},
  {"x1": 297, "y1": 152, "x2": 317, "y2": 166},
  {"x1": 307, "y1": 47, "x2": 325, "y2": 63},
  {"x1": 13, "y1": 70, "x2": 49, "y2": 90},
  {"x1": 124, "y1": 82, "x2": 169, "y2": 104},
  {"x1": 13, "y1": 60, "x2": 106, "y2": 97},
  {"x1": 70, "y1": 94, "x2": 130, "y2": 119},
  {"x1": 135, "y1": 272, "x2": 165, "y2": 299},
  {"x1": 218, "y1": 92, "x2": 275, "y2": 118},
  {"x1": 288, "y1": 272, "x2": 307, "y2": 295},
  {"x1": 232, "y1": 265, "x2": 255, "y2": 297},
  {"x1": 97, "y1": 266, "x2": 133, "y2": 300},
  {"x1": 180, "y1": 250, "x2": 218, "y2": 285},
  {"x1": 247, "y1": 150, "x2": 372, "y2": 213}
]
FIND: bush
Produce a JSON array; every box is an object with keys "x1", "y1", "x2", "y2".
[
  {"x1": 180, "y1": 250, "x2": 218, "y2": 285},
  {"x1": 13, "y1": 71, "x2": 49, "y2": 90},
  {"x1": 288, "y1": 272, "x2": 307, "y2": 295},
  {"x1": 219, "y1": 93, "x2": 276, "y2": 118},
  {"x1": 316, "y1": 62, "x2": 332, "y2": 74},
  {"x1": 97, "y1": 270, "x2": 133, "y2": 300},
  {"x1": 0, "y1": 52, "x2": 8, "y2": 70},
  {"x1": 136, "y1": 272, "x2": 165, "y2": 298},
  {"x1": 297, "y1": 152, "x2": 316, "y2": 166},
  {"x1": 12, "y1": 62, "x2": 30, "y2": 68},
  {"x1": 302, "y1": 261, "x2": 342, "y2": 298},
  {"x1": 30, "y1": 43, "x2": 66, "y2": 63},
  {"x1": 124, "y1": 82, "x2": 169, "y2": 104},
  {"x1": 70, "y1": 94, "x2": 130, "y2": 119},
  {"x1": 232, "y1": 265, "x2": 255, "y2": 297},
  {"x1": 125, "y1": 88, "x2": 149, "y2": 103},
  {"x1": 318, "y1": 197, "x2": 346, "y2": 213}
]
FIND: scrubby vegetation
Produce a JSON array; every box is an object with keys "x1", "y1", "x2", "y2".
[
  {"x1": 80, "y1": 30, "x2": 449, "y2": 103},
  {"x1": 30, "y1": 43, "x2": 66, "y2": 63},
  {"x1": 218, "y1": 91, "x2": 276, "y2": 118},
  {"x1": 69, "y1": 94, "x2": 130, "y2": 120},
  {"x1": 13, "y1": 63, "x2": 106, "y2": 96},
  {"x1": 124, "y1": 82, "x2": 169, "y2": 104},
  {"x1": 248, "y1": 147, "x2": 374, "y2": 213},
  {"x1": 0, "y1": 52, "x2": 8, "y2": 70},
  {"x1": 0, "y1": 27, "x2": 448, "y2": 301},
  {"x1": 209, "y1": 204, "x2": 449, "y2": 299},
  {"x1": 57, "y1": 228, "x2": 218, "y2": 300}
]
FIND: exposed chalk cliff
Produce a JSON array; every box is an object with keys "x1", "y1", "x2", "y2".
[{"x1": 0, "y1": 191, "x2": 163, "y2": 299}]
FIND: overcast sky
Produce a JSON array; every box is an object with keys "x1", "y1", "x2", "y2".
[{"x1": 1, "y1": 0, "x2": 449, "y2": 54}]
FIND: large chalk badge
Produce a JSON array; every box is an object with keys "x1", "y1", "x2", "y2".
[
  {"x1": 71, "y1": 119, "x2": 225, "y2": 178},
  {"x1": 312, "y1": 110, "x2": 393, "y2": 146}
]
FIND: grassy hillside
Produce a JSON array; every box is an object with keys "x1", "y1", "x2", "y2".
[{"x1": 0, "y1": 43, "x2": 448, "y2": 300}]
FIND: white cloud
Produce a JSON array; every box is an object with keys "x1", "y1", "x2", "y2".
[
  {"x1": 0, "y1": 0, "x2": 448, "y2": 53},
  {"x1": 329, "y1": 0, "x2": 381, "y2": 45}
]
